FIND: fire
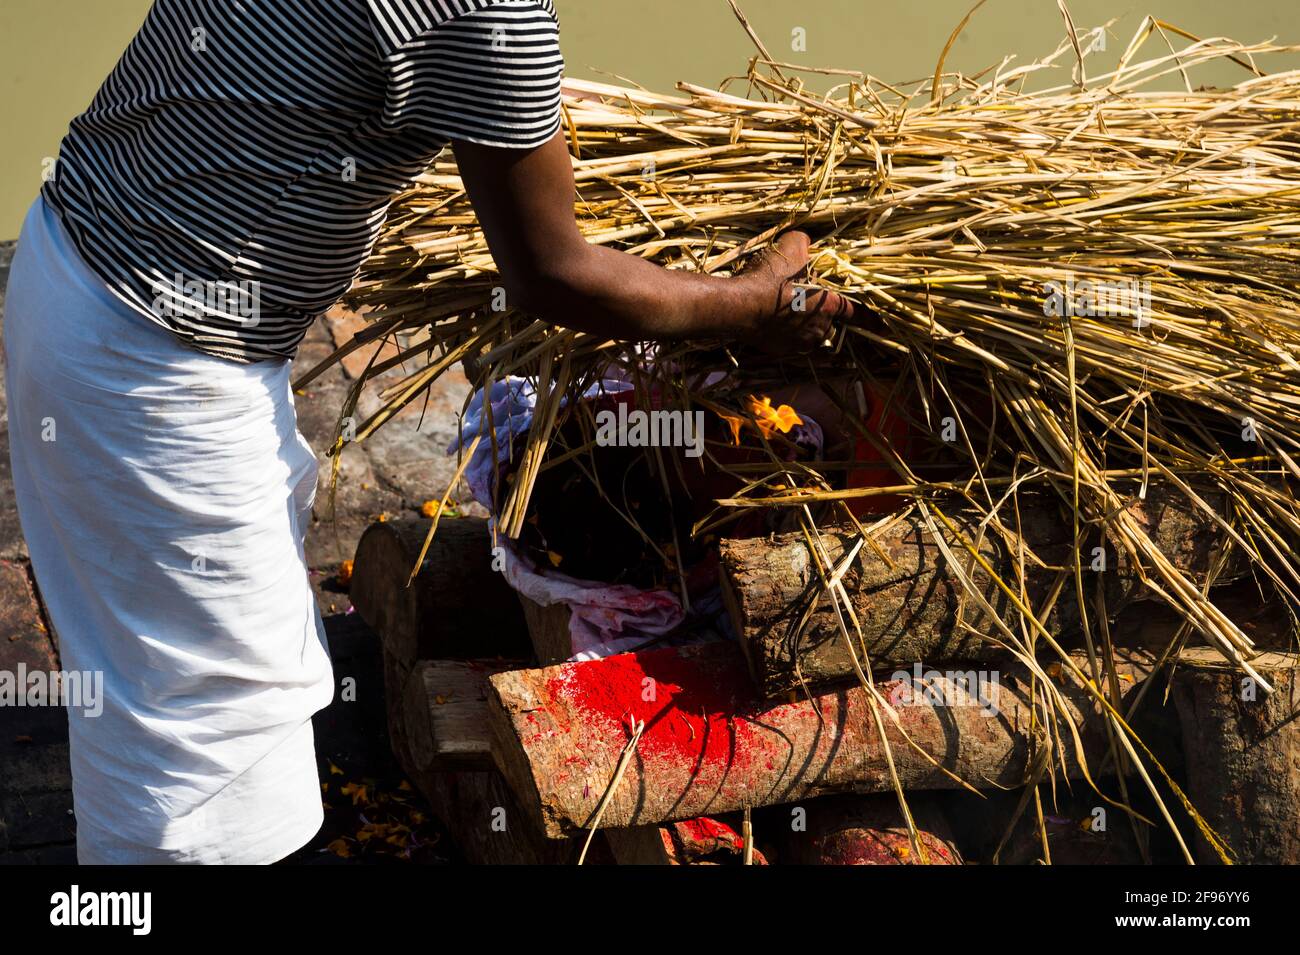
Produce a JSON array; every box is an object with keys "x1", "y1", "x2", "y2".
[{"x1": 719, "y1": 395, "x2": 803, "y2": 445}]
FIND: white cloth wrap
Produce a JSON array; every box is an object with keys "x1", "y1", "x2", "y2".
[
  {"x1": 4, "y1": 198, "x2": 334, "y2": 864},
  {"x1": 451, "y1": 376, "x2": 690, "y2": 659}
]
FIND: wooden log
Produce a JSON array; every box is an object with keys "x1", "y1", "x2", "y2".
[
  {"x1": 940, "y1": 784, "x2": 1153, "y2": 864},
  {"x1": 603, "y1": 827, "x2": 681, "y2": 865},
  {"x1": 486, "y1": 641, "x2": 1156, "y2": 838},
  {"x1": 416, "y1": 769, "x2": 583, "y2": 865},
  {"x1": 1171, "y1": 649, "x2": 1300, "y2": 864},
  {"x1": 605, "y1": 818, "x2": 768, "y2": 865},
  {"x1": 351, "y1": 517, "x2": 531, "y2": 664},
  {"x1": 720, "y1": 489, "x2": 1236, "y2": 698},
  {"x1": 403, "y1": 660, "x2": 525, "y2": 773},
  {"x1": 393, "y1": 663, "x2": 585, "y2": 865},
  {"x1": 778, "y1": 794, "x2": 961, "y2": 865},
  {"x1": 348, "y1": 518, "x2": 581, "y2": 863},
  {"x1": 939, "y1": 678, "x2": 1189, "y2": 864},
  {"x1": 669, "y1": 817, "x2": 768, "y2": 864},
  {"x1": 517, "y1": 594, "x2": 573, "y2": 665},
  {"x1": 350, "y1": 517, "x2": 531, "y2": 768},
  {"x1": 398, "y1": 656, "x2": 749, "y2": 865}
]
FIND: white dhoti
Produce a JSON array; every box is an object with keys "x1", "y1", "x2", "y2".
[{"x1": 3, "y1": 198, "x2": 334, "y2": 864}]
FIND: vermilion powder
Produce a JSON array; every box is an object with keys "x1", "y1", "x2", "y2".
[{"x1": 544, "y1": 646, "x2": 760, "y2": 769}]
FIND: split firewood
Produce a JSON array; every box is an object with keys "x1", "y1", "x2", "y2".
[
  {"x1": 1172, "y1": 649, "x2": 1300, "y2": 864},
  {"x1": 486, "y1": 641, "x2": 1158, "y2": 839},
  {"x1": 516, "y1": 594, "x2": 574, "y2": 665},
  {"x1": 350, "y1": 517, "x2": 531, "y2": 767},
  {"x1": 720, "y1": 489, "x2": 1238, "y2": 699},
  {"x1": 348, "y1": 518, "x2": 582, "y2": 863},
  {"x1": 351, "y1": 517, "x2": 531, "y2": 663},
  {"x1": 384, "y1": 661, "x2": 584, "y2": 864},
  {"x1": 403, "y1": 660, "x2": 525, "y2": 773},
  {"x1": 601, "y1": 827, "x2": 681, "y2": 864},
  {"x1": 416, "y1": 769, "x2": 585, "y2": 865}
]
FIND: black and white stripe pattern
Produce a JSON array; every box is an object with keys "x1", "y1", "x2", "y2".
[{"x1": 43, "y1": 0, "x2": 564, "y2": 363}]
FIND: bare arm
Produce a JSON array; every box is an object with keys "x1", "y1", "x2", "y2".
[{"x1": 452, "y1": 131, "x2": 854, "y2": 351}]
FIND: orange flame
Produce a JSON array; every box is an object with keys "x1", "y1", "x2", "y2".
[{"x1": 719, "y1": 395, "x2": 803, "y2": 445}]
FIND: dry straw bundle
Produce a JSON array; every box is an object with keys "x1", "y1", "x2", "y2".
[{"x1": 304, "y1": 7, "x2": 1300, "y2": 860}]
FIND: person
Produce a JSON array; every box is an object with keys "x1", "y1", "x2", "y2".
[{"x1": 3, "y1": 0, "x2": 854, "y2": 864}]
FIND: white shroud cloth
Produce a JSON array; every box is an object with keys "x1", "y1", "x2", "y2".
[{"x1": 3, "y1": 198, "x2": 334, "y2": 863}]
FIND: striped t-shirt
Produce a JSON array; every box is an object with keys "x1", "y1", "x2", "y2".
[{"x1": 42, "y1": 0, "x2": 564, "y2": 363}]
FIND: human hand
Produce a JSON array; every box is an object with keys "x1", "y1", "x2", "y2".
[{"x1": 736, "y1": 231, "x2": 857, "y2": 354}]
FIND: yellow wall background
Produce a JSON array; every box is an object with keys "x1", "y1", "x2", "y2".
[{"x1": 3, "y1": 0, "x2": 1297, "y2": 238}]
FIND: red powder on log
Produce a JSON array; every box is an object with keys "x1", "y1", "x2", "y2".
[
  {"x1": 673, "y1": 816, "x2": 744, "y2": 849},
  {"x1": 670, "y1": 816, "x2": 769, "y2": 864},
  {"x1": 544, "y1": 645, "x2": 762, "y2": 770}
]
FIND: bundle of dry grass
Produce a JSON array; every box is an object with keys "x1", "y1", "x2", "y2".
[{"x1": 301, "y1": 9, "x2": 1300, "y2": 860}]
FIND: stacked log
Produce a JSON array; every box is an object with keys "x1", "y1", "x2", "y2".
[
  {"x1": 1172, "y1": 648, "x2": 1300, "y2": 864},
  {"x1": 350, "y1": 504, "x2": 1297, "y2": 865},
  {"x1": 485, "y1": 641, "x2": 1156, "y2": 837},
  {"x1": 719, "y1": 490, "x2": 1236, "y2": 699},
  {"x1": 350, "y1": 518, "x2": 573, "y2": 864},
  {"x1": 350, "y1": 517, "x2": 531, "y2": 770},
  {"x1": 776, "y1": 794, "x2": 962, "y2": 865},
  {"x1": 401, "y1": 660, "x2": 523, "y2": 773}
]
